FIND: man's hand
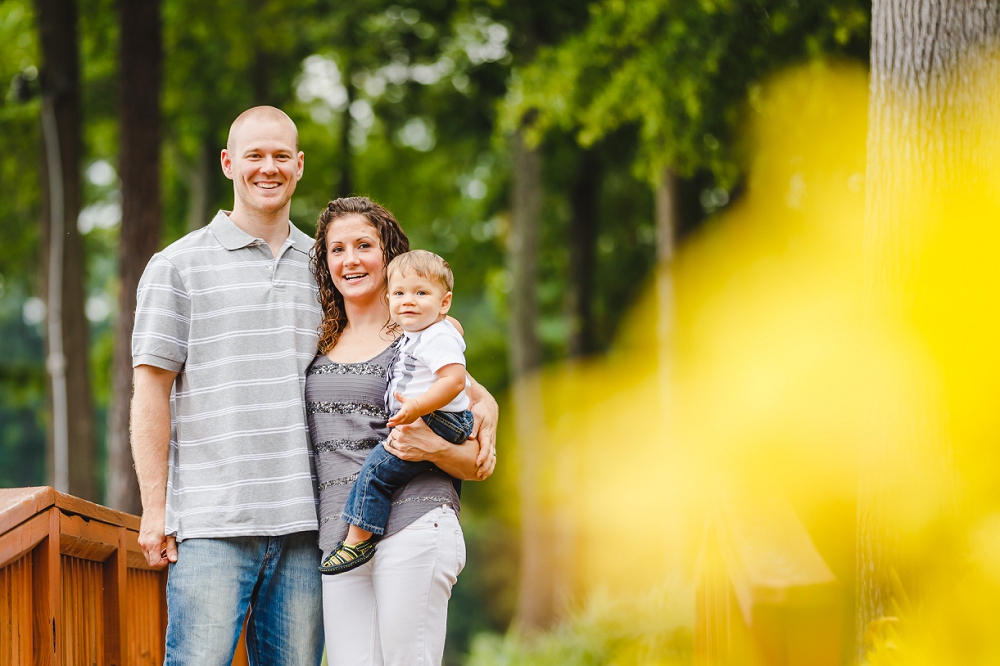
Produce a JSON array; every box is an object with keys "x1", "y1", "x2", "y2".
[
  {"x1": 387, "y1": 391, "x2": 422, "y2": 428},
  {"x1": 138, "y1": 510, "x2": 178, "y2": 568}
]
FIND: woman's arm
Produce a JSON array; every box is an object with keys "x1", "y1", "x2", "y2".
[
  {"x1": 465, "y1": 376, "x2": 498, "y2": 477},
  {"x1": 385, "y1": 418, "x2": 490, "y2": 481}
]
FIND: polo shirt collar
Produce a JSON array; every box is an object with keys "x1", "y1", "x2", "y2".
[
  {"x1": 208, "y1": 210, "x2": 313, "y2": 252},
  {"x1": 209, "y1": 211, "x2": 258, "y2": 250},
  {"x1": 286, "y1": 220, "x2": 315, "y2": 253}
]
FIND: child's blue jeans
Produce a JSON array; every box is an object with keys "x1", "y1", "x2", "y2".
[{"x1": 341, "y1": 409, "x2": 474, "y2": 536}]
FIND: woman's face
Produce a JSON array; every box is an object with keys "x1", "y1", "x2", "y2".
[{"x1": 325, "y1": 214, "x2": 386, "y2": 305}]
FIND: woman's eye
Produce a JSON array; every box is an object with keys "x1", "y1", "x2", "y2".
[{"x1": 330, "y1": 246, "x2": 342, "y2": 253}]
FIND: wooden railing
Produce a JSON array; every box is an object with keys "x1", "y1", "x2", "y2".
[
  {"x1": 0, "y1": 486, "x2": 167, "y2": 664},
  {"x1": 0, "y1": 487, "x2": 249, "y2": 665},
  {"x1": 695, "y1": 491, "x2": 841, "y2": 665}
]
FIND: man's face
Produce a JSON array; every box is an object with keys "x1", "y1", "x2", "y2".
[{"x1": 221, "y1": 117, "x2": 303, "y2": 216}]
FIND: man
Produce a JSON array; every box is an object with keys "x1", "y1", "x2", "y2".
[{"x1": 131, "y1": 106, "x2": 324, "y2": 664}]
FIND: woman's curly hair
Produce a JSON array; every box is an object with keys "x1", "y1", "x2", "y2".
[{"x1": 311, "y1": 197, "x2": 410, "y2": 353}]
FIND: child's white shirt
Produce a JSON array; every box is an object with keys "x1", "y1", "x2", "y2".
[{"x1": 387, "y1": 319, "x2": 470, "y2": 413}]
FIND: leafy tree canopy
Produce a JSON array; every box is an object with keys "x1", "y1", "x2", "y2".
[{"x1": 504, "y1": 0, "x2": 869, "y2": 186}]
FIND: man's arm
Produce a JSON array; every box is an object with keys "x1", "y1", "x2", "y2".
[{"x1": 132, "y1": 364, "x2": 179, "y2": 567}]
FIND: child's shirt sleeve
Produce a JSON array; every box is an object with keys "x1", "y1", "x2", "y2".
[{"x1": 417, "y1": 323, "x2": 467, "y2": 375}]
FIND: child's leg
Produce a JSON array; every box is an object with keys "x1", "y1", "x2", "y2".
[
  {"x1": 345, "y1": 524, "x2": 372, "y2": 546},
  {"x1": 324, "y1": 443, "x2": 436, "y2": 574},
  {"x1": 421, "y1": 410, "x2": 474, "y2": 445},
  {"x1": 340, "y1": 441, "x2": 435, "y2": 537}
]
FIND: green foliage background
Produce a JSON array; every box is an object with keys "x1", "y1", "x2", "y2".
[{"x1": 0, "y1": 0, "x2": 868, "y2": 661}]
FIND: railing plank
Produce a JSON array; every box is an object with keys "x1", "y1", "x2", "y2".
[
  {"x1": 1, "y1": 488, "x2": 252, "y2": 664},
  {"x1": 62, "y1": 554, "x2": 105, "y2": 664},
  {"x1": 0, "y1": 511, "x2": 50, "y2": 569},
  {"x1": 126, "y1": 567, "x2": 168, "y2": 665},
  {"x1": 55, "y1": 492, "x2": 141, "y2": 532},
  {"x1": 0, "y1": 552, "x2": 33, "y2": 662},
  {"x1": 59, "y1": 512, "x2": 120, "y2": 562},
  {"x1": 104, "y1": 525, "x2": 128, "y2": 665},
  {"x1": 38, "y1": 508, "x2": 63, "y2": 665},
  {"x1": 696, "y1": 490, "x2": 841, "y2": 666},
  {"x1": 0, "y1": 487, "x2": 56, "y2": 536}
]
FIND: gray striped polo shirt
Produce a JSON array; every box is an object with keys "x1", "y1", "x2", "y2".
[{"x1": 132, "y1": 210, "x2": 323, "y2": 541}]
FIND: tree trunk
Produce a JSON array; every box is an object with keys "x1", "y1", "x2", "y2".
[
  {"x1": 858, "y1": 0, "x2": 1000, "y2": 655},
  {"x1": 35, "y1": 0, "x2": 95, "y2": 501},
  {"x1": 339, "y1": 69, "x2": 355, "y2": 199},
  {"x1": 185, "y1": 139, "x2": 213, "y2": 232},
  {"x1": 509, "y1": 130, "x2": 552, "y2": 631},
  {"x1": 567, "y1": 148, "x2": 599, "y2": 358},
  {"x1": 655, "y1": 166, "x2": 677, "y2": 342},
  {"x1": 106, "y1": 0, "x2": 162, "y2": 514},
  {"x1": 654, "y1": 166, "x2": 677, "y2": 407},
  {"x1": 654, "y1": 167, "x2": 677, "y2": 392}
]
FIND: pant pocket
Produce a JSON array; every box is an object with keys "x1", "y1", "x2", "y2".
[{"x1": 455, "y1": 528, "x2": 467, "y2": 575}]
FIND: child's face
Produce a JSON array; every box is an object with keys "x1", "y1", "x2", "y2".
[{"x1": 388, "y1": 270, "x2": 452, "y2": 332}]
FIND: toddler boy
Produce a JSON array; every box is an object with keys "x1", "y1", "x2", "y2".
[{"x1": 320, "y1": 250, "x2": 472, "y2": 574}]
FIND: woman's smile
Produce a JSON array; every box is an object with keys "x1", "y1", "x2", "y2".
[{"x1": 326, "y1": 214, "x2": 386, "y2": 300}]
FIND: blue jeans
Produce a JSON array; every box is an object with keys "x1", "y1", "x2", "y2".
[
  {"x1": 164, "y1": 531, "x2": 324, "y2": 666},
  {"x1": 342, "y1": 410, "x2": 473, "y2": 536}
]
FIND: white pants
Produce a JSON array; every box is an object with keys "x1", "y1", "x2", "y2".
[{"x1": 323, "y1": 505, "x2": 466, "y2": 665}]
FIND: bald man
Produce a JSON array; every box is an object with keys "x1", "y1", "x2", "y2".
[{"x1": 131, "y1": 107, "x2": 324, "y2": 664}]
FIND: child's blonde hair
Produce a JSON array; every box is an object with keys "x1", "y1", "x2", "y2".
[{"x1": 387, "y1": 250, "x2": 454, "y2": 292}]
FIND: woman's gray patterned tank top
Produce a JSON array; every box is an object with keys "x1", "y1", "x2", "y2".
[{"x1": 305, "y1": 342, "x2": 460, "y2": 551}]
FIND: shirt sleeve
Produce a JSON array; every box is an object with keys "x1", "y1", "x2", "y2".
[
  {"x1": 132, "y1": 253, "x2": 191, "y2": 372},
  {"x1": 417, "y1": 324, "x2": 467, "y2": 374}
]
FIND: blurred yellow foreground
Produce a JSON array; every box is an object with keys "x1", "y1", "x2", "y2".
[{"x1": 502, "y1": 56, "x2": 1000, "y2": 664}]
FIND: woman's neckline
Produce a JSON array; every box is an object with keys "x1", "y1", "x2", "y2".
[{"x1": 322, "y1": 342, "x2": 396, "y2": 366}]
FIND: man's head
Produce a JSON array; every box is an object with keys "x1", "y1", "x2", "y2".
[{"x1": 221, "y1": 106, "x2": 304, "y2": 219}]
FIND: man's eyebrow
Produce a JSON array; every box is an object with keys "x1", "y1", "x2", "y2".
[{"x1": 241, "y1": 145, "x2": 293, "y2": 156}]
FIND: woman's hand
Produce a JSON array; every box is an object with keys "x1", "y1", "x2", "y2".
[
  {"x1": 467, "y1": 380, "x2": 498, "y2": 479},
  {"x1": 384, "y1": 419, "x2": 449, "y2": 462},
  {"x1": 385, "y1": 418, "x2": 490, "y2": 481},
  {"x1": 383, "y1": 376, "x2": 499, "y2": 480}
]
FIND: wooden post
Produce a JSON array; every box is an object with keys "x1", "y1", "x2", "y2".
[{"x1": 42, "y1": 508, "x2": 62, "y2": 664}]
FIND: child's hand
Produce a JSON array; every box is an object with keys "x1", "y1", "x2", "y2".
[{"x1": 387, "y1": 392, "x2": 422, "y2": 427}]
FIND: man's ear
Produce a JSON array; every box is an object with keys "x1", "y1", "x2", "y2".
[
  {"x1": 295, "y1": 151, "x2": 305, "y2": 181},
  {"x1": 440, "y1": 291, "x2": 453, "y2": 314},
  {"x1": 220, "y1": 149, "x2": 234, "y2": 180}
]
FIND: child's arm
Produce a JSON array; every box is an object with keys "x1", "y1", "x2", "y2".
[{"x1": 387, "y1": 363, "x2": 467, "y2": 427}]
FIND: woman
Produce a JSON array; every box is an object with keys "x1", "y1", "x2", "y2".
[{"x1": 306, "y1": 197, "x2": 497, "y2": 664}]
